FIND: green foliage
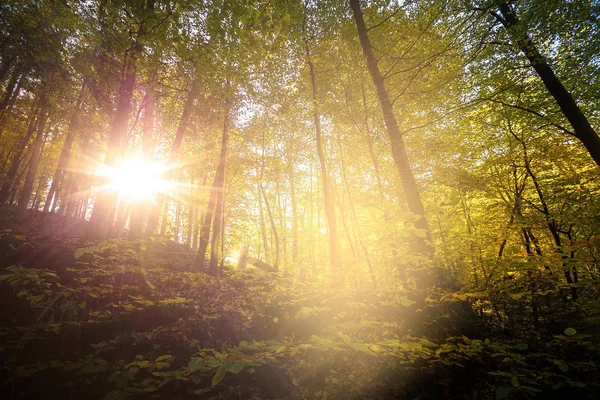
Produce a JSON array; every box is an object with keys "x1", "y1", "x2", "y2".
[{"x1": 1, "y1": 234, "x2": 599, "y2": 399}]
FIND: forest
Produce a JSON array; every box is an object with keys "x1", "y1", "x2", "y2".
[{"x1": 0, "y1": 0, "x2": 599, "y2": 398}]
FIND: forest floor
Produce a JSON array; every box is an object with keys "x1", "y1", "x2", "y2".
[{"x1": 0, "y1": 206, "x2": 599, "y2": 399}]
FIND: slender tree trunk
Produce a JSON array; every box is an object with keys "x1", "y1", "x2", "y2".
[
  {"x1": 87, "y1": 41, "x2": 139, "y2": 240},
  {"x1": 209, "y1": 189, "x2": 224, "y2": 275},
  {"x1": 145, "y1": 85, "x2": 196, "y2": 236},
  {"x1": 0, "y1": 104, "x2": 43, "y2": 202},
  {"x1": 0, "y1": 56, "x2": 14, "y2": 84},
  {"x1": 18, "y1": 111, "x2": 50, "y2": 208},
  {"x1": 0, "y1": 67, "x2": 25, "y2": 138},
  {"x1": 44, "y1": 83, "x2": 86, "y2": 213},
  {"x1": 497, "y1": 3, "x2": 600, "y2": 167},
  {"x1": 174, "y1": 200, "x2": 181, "y2": 242},
  {"x1": 305, "y1": 43, "x2": 342, "y2": 271},
  {"x1": 32, "y1": 174, "x2": 47, "y2": 210},
  {"x1": 160, "y1": 200, "x2": 169, "y2": 235},
  {"x1": 113, "y1": 202, "x2": 131, "y2": 238},
  {"x1": 258, "y1": 180, "x2": 269, "y2": 260},
  {"x1": 498, "y1": 166, "x2": 528, "y2": 258},
  {"x1": 350, "y1": 0, "x2": 433, "y2": 256},
  {"x1": 192, "y1": 206, "x2": 200, "y2": 251},
  {"x1": 361, "y1": 80, "x2": 385, "y2": 200},
  {"x1": 286, "y1": 139, "x2": 299, "y2": 262},
  {"x1": 261, "y1": 183, "x2": 280, "y2": 270},
  {"x1": 200, "y1": 107, "x2": 229, "y2": 274},
  {"x1": 523, "y1": 147, "x2": 577, "y2": 299}
]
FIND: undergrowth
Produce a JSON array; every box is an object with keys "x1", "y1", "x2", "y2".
[{"x1": 0, "y1": 229, "x2": 599, "y2": 399}]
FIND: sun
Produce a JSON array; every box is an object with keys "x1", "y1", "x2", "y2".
[{"x1": 102, "y1": 159, "x2": 168, "y2": 201}]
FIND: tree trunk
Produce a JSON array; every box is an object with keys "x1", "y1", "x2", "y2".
[
  {"x1": 350, "y1": 0, "x2": 433, "y2": 256},
  {"x1": 0, "y1": 68, "x2": 25, "y2": 139},
  {"x1": 145, "y1": 85, "x2": 196, "y2": 236},
  {"x1": 174, "y1": 200, "x2": 181, "y2": 242},
  {"x1": 0, "y1": 105, "x2": 42, "y2": 203},
  {"x1": 361, "y1": 80, "x2": 385, "y2": 200},
  {"x1": 87, "y1": 41, "x2": 139, "y2": 240},
  {"x1": 18, "y1": 110, "x2": 50, "y2": 209},
  {"x1": 200, "y1": 107, "x2": 229, "y2": 274},
  {"x1": 497, "y1": 3, "x2": 600, "y2": 168},
  {"x1": 286, "y1": 139, "x2": 299, "y2": 262},
  {"x1": 0, "y1": 56, "x2": 14, "y2": 84},
  {"x1": 305, "y1": 42, "x2": 342, "y2": 271},
  {"x1": 261, "y1": 183, "x2": 280, "y2": 270},
  {"x1": 44, "y1": 83, "x2": 86, "y2": 213}
]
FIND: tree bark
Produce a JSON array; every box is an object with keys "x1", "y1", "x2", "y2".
[
  {"x1": 497, "y1": 3, "x2": 600, "y2": 168},
  {"x1": 350, "y1": 0, "x2": 433, "y2": 256},
  {"x1": 18, "y1": 111, "x2": 50, "y2": 209},
  {"x1": 44, "y1": 83, "x2": 86, "y2": 213},
  {"x1": 87, "y1": 42, "x2": 139, "y2": 240},
  {"x1": 305, "y1": 42, "x2": 342, "y2": 271},
  {"x1": 199, "y1": 107, "x2": 229, "y2": 275},
  {"x1": 0, "y1": 105, "x2": 42, "y2": 203},
  {"x1": 261, "y1": 183, "x2": 280, "y2": 270},
  {"x1": 145, "y1": 85, "x2": 196, "y2": 236},
  {"x1": 287, "y1": 141, "x2": 299, "y2": 262}
]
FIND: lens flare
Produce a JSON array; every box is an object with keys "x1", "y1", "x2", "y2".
[{"x1": 101, "y1": 159, "x2": 168, "y2": 201}]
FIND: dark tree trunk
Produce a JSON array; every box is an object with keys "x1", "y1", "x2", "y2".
[
  {"x1": 0, "y1": 105, "x2": 42, "y2": 203},
  {"x1": 18, "y1": 111, "x2": 50, "y2": 209},
  {"x1": 497, "y1": 3, "x2": 600, "y2": 168},
  {"x1": 0, "y1": 56, "x2": 14, "y2": 84},
  {"x1": 199, "y1": 107, "x2": 229, "y2": 275},
  {"x1": 350, "y1": 0, "x2": 433, "y2": 256}
]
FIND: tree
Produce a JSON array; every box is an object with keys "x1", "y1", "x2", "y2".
[
  {"x1": 491, "y1": 1, "x2": 600, "y2": 168},
  {"x1": 349, "y1": 0, "x2": 433, "y2": 256}
]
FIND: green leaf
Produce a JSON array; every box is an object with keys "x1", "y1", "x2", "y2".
[
  {"x1": 564, "y1": 327, "x2": 577, "y2": 336},
  {"x1": 558, "y1": 363, "x2": 569, "y2": 373},
  {"x1": 227, "y1": 362, "x2": 245, "y2": 374},
  {"x1": 514, "y1": 343, "x2": 528, "y2": 350},
  {"x1": 398, "y1": 296, "x2": 415, "y2": 307},
  {"x1": 187, "y1": 358, "x2": 203, "y2": 372},
  {"x1": 495, "y1": 386, "x2": 512, "y2": 400},
  {"x1": 211, "y1": 367, "x2": 226, "y2": 387},
  {"x1": 74, "y1": 248, "x2": 86, "y2": 259},
  {"x1": 276, "y1": 346, "x2": 286, "y2": 353},
  {"x1": 114, "y1": 376, "x2": 129, "y2": 389},
  {"x1": 155, "y1": 355, "x2": 172, "y2": 362},
  {"x1": 510, "y1": 376, "x2": 519, "y2": 387},
  {"x1": 348, "y1": 342, "x2": 375, "y2": 355},
  {"x1": 338, "y1": 332, "x2": 351, "y2": 343},
  {"x1": 419, "y1": 338, "x2": 439, "y2": 349}
]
